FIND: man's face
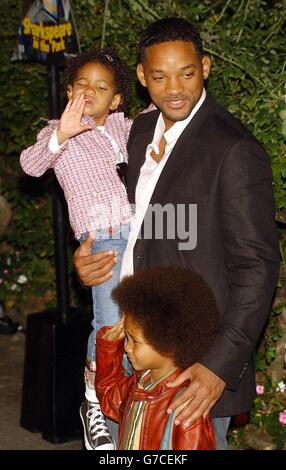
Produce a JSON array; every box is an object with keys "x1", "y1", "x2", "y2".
[{"x1": 137, "y1": 41, "x2": 211, "y2": 129}]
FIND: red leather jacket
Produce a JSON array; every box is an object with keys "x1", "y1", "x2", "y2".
[{"x1": 95, "y1": 327, "x2": 215, "y2": 450}]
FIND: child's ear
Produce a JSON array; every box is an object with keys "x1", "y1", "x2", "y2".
[
  {"x1": 67, "y1": 85, "x2": 73, "y2": 100},
  {"x1": 110, "y1": 93, "x2": 122, "y2": 111},
  {"x1": 137, "y1": 63, "x2": 147, "y2": 88}
]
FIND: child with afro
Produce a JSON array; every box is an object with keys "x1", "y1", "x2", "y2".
[{"x1": 95, "y1": 266, "x2": 219, "y2": 450}]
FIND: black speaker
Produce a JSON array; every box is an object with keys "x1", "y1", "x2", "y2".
[{"x1": 20, "y1": 308, "x2": 91, "y2": 443}]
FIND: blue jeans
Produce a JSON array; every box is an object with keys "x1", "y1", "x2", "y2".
[
  {"x1": 80, "y1": 224, "x2": 129, "y2": 362},
  {"x1": 212, "y1": 416, "x2": 231, "y2": 450},
  {"x1": 80, "y1": 225, "x2": 129, "y2": 445}
]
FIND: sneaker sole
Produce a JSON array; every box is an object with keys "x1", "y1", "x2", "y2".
[{"x1": 79, "y1": 407, "x2": 116, "y2": 451}]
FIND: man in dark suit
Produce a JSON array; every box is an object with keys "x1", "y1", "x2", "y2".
[{"x1": 74, "y1": 18, "x2": 280, "y2": 448}]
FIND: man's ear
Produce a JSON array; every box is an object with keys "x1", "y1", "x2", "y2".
[
  {"x1": 137, "y1": 63, "x2": 147, "y2": 88},
  {"x1": 110, "y1": 93, "x2": 122, "y2": 111},
  {"x1": 67, "y1": 85, "x2": 73, "y2": 100},
  {"x1": 202, "y1": 55, "x2": 211, "y2": 80}
]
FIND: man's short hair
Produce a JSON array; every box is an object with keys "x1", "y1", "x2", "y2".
[
  {"x1": 112, "y1": 266, "x2": 219, "y2": 369},
  {"x1": 138, "y1": 17, "x2": 204, "y2": 63}
]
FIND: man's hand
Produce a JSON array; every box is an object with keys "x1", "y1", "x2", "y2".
[
  {"x1": 57, "y1": 94, "x2": 92, "y2": 144},
  {"x1": 103, "y1": 318, "x2": 125, "y2": 341},
  {"x1": 73, "y1": 233, "x2": 118, "y2": 287},
  {"x1": 166, "y1": 363, "x2": 226, "y2": 427}
]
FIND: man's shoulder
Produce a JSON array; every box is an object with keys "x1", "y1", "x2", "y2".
[
  {"x1": 132, "y1": 108, "x2": 160, "y2": 130},
  {"x1": 127, "y1": 109, "x2": 159, "y2": 151},
  {"x1": 201, "y1": 95, "x2": 266, "y2": 158},
  {"x1": 205, "y1": 94, "x2": 252, "y2": 140}
]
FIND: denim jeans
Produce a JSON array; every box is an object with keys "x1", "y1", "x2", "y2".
[
  {"x1": 212, "y1": 416, "x2": 231, "y2": 450},
  {"x1": 80, "y1": 225, "x2": 129, "y2": 445},
  {"x1": 80, "y1": 224, "x2": 129, "y2": 362}
]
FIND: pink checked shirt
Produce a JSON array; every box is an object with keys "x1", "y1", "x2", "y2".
[{"x1": 20, "y1": 112, "x2": 133, "y2": 239}]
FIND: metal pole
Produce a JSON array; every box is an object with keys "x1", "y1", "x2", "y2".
[{"x1": 47, "y1": 64, "x2": 69, "y2": 323}]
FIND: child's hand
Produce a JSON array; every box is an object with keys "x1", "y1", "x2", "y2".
[
  {"x1": 57, "y1": 94, "x2": 93, "y2": 144},
  {"x1": 103, "y1": 318, "x2": 125, "y2": 341}
]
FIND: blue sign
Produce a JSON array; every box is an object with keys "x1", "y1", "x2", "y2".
[{"x1": 12, "y1": 0, "x2": 80, "y2": 65}]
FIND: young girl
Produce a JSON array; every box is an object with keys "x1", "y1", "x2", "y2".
[
  {"x1": 95, "y1": 266, "x2": 218, "y2": 450},
  {"x1": 20, "y1": 48, "x2": 133, "y2": 450}
]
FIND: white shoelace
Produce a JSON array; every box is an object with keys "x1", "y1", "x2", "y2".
[{"x1": 87, "y1": 402, "x2": 111, "y2": 440}]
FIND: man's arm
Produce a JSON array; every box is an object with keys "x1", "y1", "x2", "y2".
[
  {"x1": 167, "y1": 364, "x2": 225, "y2": 427},
  {"x1": 200, "y1": 137, "x2": 280, "y2": 386},
  {"x1": 167, "y1": 137, "x2": 280, "y2": 426}
]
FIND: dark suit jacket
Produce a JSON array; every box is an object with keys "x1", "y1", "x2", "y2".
[{"x1": 126, "y1": 93, "x2": 280, "y2": 417}]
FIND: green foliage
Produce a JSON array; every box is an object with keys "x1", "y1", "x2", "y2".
[
  {"x1": 256, "y1": 303, "x2": 284, "y2": 372},
  {"x1": 249, "y1": 380, "x2": 286, "y2": 450}
]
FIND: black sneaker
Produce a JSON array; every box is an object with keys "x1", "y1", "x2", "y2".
[{"x1": 80, "y1": 399, "x2": 116, "y2": 450}]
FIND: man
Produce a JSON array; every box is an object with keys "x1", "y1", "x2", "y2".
[{"x1": 74, "y1": 18, "x2": 280, "y2": 449}]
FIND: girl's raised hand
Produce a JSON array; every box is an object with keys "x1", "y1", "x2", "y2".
[{"x1": 57, "y1": 93, "x2": 93, "y2": 144}]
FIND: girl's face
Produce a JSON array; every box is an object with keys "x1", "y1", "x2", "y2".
[
  {"x1": 67, "y1": 62, "x2": 121, "y2": 125},
  {"x1": 124, "y1": 313, "x2": 175, "y2": 381}
]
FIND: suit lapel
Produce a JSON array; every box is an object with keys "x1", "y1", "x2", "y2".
[
  {"x1": 127, "y1": 111, "x2": 159, "y2": 203},
  {"x1": 149, "y1": 95, "x2": 214, "y2": 205},
  {"x1": 127, "y1": 94, "x2": 216, "y2": 205}
]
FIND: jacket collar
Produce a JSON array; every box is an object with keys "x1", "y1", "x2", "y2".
[
  {"x1": 127, "y1": 110, "x2": 159, "y2": 203},
  {"x1": 130, "y1": 368, "x2": 185, "y2": 402},
  {"x1": 128, "y1": 93, "x2": 217, "y2": 204}
]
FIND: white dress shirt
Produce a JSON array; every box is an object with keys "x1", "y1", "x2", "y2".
[{"x1": 120, "y1": 88, "x2": 206, "y2": 278}]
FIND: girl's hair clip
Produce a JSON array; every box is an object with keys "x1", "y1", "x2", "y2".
[{"x1": 105, "y1": 54, "x2": 114, "y2": 62}]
